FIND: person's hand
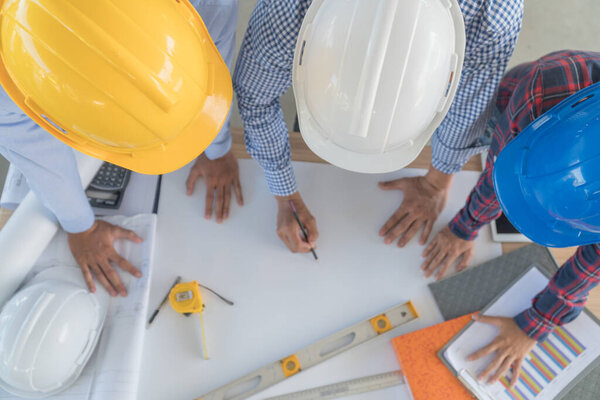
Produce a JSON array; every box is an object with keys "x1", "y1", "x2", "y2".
[
  {"x1": 276, "y1": 192, "x2": 318, "y2": 253},
  {"x1": 186, "y1": 149, "x2": 243, "y2": 223},
  {"x1": 468, "y1": 314, "x2": 536, "y2": 386},
  {"x1": 68, "y1": 220, "x2": 143, "y2": 297},
  {"x1": 421, "y1": 226, "x2": 474, "y2": 280},
  {"x1": 378, "y1": 167, "x2": 452, "y2": 248}
]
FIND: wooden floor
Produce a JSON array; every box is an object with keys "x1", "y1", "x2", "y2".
[{"x1": 1, "y1": 129, "x2": 597, "y2": 316}]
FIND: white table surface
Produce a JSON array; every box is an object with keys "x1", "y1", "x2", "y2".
[{"x1": 138, "y1": 160, "x2": 502, "y2": 400}]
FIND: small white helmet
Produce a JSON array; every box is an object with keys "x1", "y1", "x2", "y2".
[
  {"x1": 293, "y1": 0, "x2": 466, "y2": 173},
  {"x1": 0, "y1": 266, "x2": 109, "y2": 398}
]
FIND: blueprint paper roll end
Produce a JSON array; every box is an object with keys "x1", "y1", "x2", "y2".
[
  {"x1": 0, "y1": 153, "x2": 102, "y2": 307},
  {"x1": 0, "y1": 192, "x2": 59, "y2": 306}
]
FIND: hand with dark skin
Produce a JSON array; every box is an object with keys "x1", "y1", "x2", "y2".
[
  {"x1": 468, "y1": 314, "x2": 537, "y2": 386},
  {"x1": 186, "y1": 149, "x2": 243, "y2": 223},
  {"x1": 276, "y1": 192, "x2": 318, "y2": 253},
  {"x1": 421, "y1": 226, "x2": 475, "y2": 280},
  {"x1": 379, "y1": 166, "x2": 453, "y2": 248},
  {"x1": 68, "y1": 220, "x2": 143, "y2": 297}
]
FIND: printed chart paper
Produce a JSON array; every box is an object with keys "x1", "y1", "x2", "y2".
[{"x1": 445, "y1": 267, "x2": 600, "y2": 400}]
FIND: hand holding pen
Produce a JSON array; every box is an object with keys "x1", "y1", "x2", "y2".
[
  {"x1": 274, "y1": 194, "x2": 319, "y2": 258},
  {"x1": 288, "y1": 200, "x2": 318, "y2": 260}
]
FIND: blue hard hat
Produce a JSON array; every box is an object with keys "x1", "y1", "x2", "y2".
[{"x1": 493, "y1": 81, "x2": 600, "y2": 247}]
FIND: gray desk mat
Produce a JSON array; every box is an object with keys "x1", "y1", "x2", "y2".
[{"x1": 428, "y1": 244, "x2": 600, "y2": 400}]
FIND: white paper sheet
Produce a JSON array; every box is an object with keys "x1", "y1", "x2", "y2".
[
  {"x1": 445, "y1": 267, "x2": 600, "y2": 400},
  {"x1": 139, "y1": 159, "x2": 502, "y2": 400},
  {"x1": 0, "y1": 214, "x2": 156, "y2": 400}
]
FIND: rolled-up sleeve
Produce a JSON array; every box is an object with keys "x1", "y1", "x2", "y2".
[
  {"x1": 515, "y1": 244, "x2": 600, "y2": 340},
  {"x1": 233, "y1": 0, "x2": 310, "y2": 196},
  {"x1": 0, "y1": 91, "x2": 94, "y2": 233},
  {"x1": 431, "y1": 0, "x2": 524, "y2": 173}
]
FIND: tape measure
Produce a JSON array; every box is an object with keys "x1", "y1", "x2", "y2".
[
  {"x1": 169, "y1": 281, "x2": 210, "y2": 359},
  {"x1": 197, "y1": 301, "x2": 418, "y2": 400},
  {"x1": 264, "y1": 370, "x2": 405, "y2": 400}
]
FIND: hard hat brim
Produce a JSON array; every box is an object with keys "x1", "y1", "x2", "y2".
[{"x1": 298, "y1": 121, "x2": 430, "y2": 173}]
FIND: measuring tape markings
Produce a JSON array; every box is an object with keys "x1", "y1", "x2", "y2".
[{"x1": 197, "y1": 301, "x2": 418, "y2": 400}]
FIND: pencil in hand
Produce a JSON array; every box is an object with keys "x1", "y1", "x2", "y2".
[{"x1": 288, "y1": 200, "x2": 318, "y2": 260}]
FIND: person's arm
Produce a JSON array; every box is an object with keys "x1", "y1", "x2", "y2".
[
  {"x1": 447, "y1": 150, "x2": 503, "y2": 240},
  {"x1": 0, "y1": 113, "x2": 95, "y2": 233},
  {"x1": 0, "y1": 92, "x2": 142, "y2": 296},
  {"x1": 423, "y1": 62, "x2": 545, "y2": 279},
  {"x1": 420, "y1": 150, "x2": 500, "y2": 279},
  {"x1": 430, "y1": 0, "x2": 524, "y2": 173},
  {"x1": 515, "y1": 244, "x2": 600, "y2": 340},
  {"x1": 185, "y1": 0, "x2": 243, "y2": 222},
  {"x1": 233, "y1": 0, "x2": 310, "y2": 197},
  {"x1": 201, "y1": 0, "x2": 238, "y2": 160},
  {"x1": 233, "y1": 1, "x2": 318, "y2": 253},
  {"x1": 379, "y1": 2, "x2": 524, "y2": 248},
  {"x1": 467, "y1": 245, "x2": 600, "y2": 386}
]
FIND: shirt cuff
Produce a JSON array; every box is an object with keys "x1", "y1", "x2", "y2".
[
  {"x1": 204, "y1": 113, "x2": 233, "y2": 160},
  {"x1": 59, "y1": 205, "x2": 95, "y2": 234},
  {"x1": 514, "y1": 307, "x2": 556, "y2": 341},
  {"x1": 264, "y1": 164, "x2": 298, "y2": 197},
  {"x1": 431, "y1": 134, "x2": 489, "y2": 175},
  {"x1": 448, "y1": 208, "x2": 481, "y2": 241},
  {"x1": 204, "y1": 137, "x2": 232, "y2": 160}
]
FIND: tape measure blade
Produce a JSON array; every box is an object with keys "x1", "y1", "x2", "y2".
[{"x1": 264, "y1": 371, "x2": 405, "y2": 400}]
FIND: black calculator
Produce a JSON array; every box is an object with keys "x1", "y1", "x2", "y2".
[{"x1": 86, "y1": 162, "x2": 131, "y2": 209}]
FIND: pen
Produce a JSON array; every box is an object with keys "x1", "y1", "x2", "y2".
[
  {"x1": 288, "y1": 200, "x2": 318, "y2": 260},
  {"x1": 147, "y1": 276, "x2": 182, "y2": 327}
]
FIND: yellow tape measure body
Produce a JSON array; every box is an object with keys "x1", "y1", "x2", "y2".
[
  {"x1": 169, "y1": 281, "x2": 205, "y2": 314},
  {"x1": 170, "y1": 281, "x2": 209, "y2": 359}
]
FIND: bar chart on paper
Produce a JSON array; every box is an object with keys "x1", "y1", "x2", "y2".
[{"x1": 499, "y1": 326, "x2": 586, "y2": 400}]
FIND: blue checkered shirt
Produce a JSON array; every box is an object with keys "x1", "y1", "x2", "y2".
[{"x1": 234, "y1": 0, "x2": 524, "y2": 196}]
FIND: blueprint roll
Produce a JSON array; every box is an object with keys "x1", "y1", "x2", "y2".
[{"x1": 0, "y1": 153, "x2": 102, "y2": 306}]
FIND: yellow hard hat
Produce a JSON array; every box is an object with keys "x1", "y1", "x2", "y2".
[{"x1": 0, "y1": 0, "x2": 232, "y2": 174}]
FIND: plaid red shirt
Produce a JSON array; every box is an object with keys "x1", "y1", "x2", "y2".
[{"x1": 448, "y1": 50, "x2": 600, "y2": 340}]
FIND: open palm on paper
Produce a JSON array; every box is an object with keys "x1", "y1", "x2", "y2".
[
  {"x1": 421, "y1": 226, "x2": 475, "y2": 280},
  {"x1": 68, "y1": 220, "x2": 143, "y2": 297},
  {"x1": 379, "y1": 168, "x2": 452, "y2": 248},
  {"x1": 468, "y1": 314, "x2": 536, "y2": 387},
  {"x1": 186, "y1": 149, "x2": 244, "y2": 224}
]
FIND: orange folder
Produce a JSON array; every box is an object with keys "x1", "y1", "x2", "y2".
[{"x1": 391, "y1": 314, "x2": 475, "y2": 400}]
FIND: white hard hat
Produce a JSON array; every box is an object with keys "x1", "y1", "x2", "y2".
[
  {"x1": 0, "y1": 266, "x2": 109, "y2": 398},
  {"x1": 293, "y1": 0, "x2": 466, "y2": 173}
]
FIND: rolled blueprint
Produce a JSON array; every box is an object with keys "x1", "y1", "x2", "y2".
[{"x1": 0, "y1": 152, "x2": 102, "y2": 306}]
